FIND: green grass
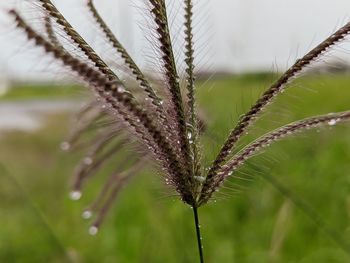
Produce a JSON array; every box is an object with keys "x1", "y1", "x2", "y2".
[
  {"x1": 1, "y1": 73, "x2": 350, "y2": 262},
  {"x1": 0, "y1": 83, "x2": 81, "y2": 100}
]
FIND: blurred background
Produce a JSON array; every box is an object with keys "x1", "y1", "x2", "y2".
[{"x1": 1, "y1": 0, "x2": 350, "y2": 262}]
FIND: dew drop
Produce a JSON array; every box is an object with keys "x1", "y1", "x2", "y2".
[
  {"x1": 89, "y1": 226, "x2": 99, "y2": 236},
  {"x1": 82, "y1": 210, "x2": 93, "y2": 219},
  {"x1": 187, "y1": 132, "x2": 192, "y2": 139},
  {"x1": 70, "y1": 191, "x2": 82, "y2": 201},
  {"x1": 117, "y1": 87, "x2": 125, "y2": 93},
  {"x1": 194, "y1": 176, "x2": 205, "y2": 183},
  {"x1": 328, "y1": 119, "x2": 337, "y2": 126},
  {"x1": 60, "y1": 141, "x2": 70, "y2": 151}
]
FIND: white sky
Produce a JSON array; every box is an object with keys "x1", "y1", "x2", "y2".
[{"x1": 1, "y1": 0, "x2": 350, "y2": 79}]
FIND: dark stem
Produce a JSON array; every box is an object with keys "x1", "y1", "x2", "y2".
[{"x1": 193, "y1": 207, "x2": 204, "y2": 263}]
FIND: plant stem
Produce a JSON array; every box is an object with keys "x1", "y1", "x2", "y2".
[{"x1": 193, "y1": 207, "x2": 204, "y2": 263}]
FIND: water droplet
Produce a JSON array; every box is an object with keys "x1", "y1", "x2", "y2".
[
  {"x1": 328, "y1": 119, "x2": 337, "y2": 126},
  {"x1": 194, "y1": 176, "x2": 205, "y2": 183},
  {"x1": 101, "y1": 104, "x2": 106, "y2": 109},
  {"x1": 70, "y1": 191, "x2": 82, "y2": 201},
  {"x1": 159, "y1": 100, "x2": 164, "y2": 105},
  {"x1": 187, "y1": 132, "x2": 192, "y2": 139},
  {"x1": 89, "y1": 226, "x2": 99, "y2": 236},
  {"x1": 117, "y1": 87, "x2": 125, "y2": 93},
  {"x1": 60, "y1": 141, "x2": 70, "y2": 151},
  {"x1": 82, "y1": 210, "x2": 93, "y2": 219},
  {"x1": 83, "y1": 157, "x2": 93, "y2": 165}
]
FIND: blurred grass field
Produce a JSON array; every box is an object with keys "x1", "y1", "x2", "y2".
[{"x1": 1, "y1": 73, "x2": 350, "y2": 262}]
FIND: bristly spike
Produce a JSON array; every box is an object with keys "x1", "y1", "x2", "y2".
[
  {"x1": 86, "y1": 0, "x2": 176, "y2": 143},
  {"x1": 184, "y1": 0, "x2": 196, "y2": 124},
  {"x1": 199, "y1": 111, "x2": 350, "y2": 204},
  {"x1": 44, "y1": 16, "x2": 61, "y2": 47},
  {"x1": 86, "y1": 1, "x2": 162, "y2": 107},
  {"x1": 148, "y1": 0, "x2": 193, "y2": 185},
  {"x1": 90, "y1": 160, "x2": 144, "y2": 229},
  {"x1": 204, "y1": 20, "x2": 350, "y2": 191},
  {"x1": 184, "y1": 0, "x2": 202, "y2": 199},
  {"x1": 38, "y1": 0, "x2": 118, "y2": 81},
  {"x1": 10, "y1": 10, "x2": 195, "y2": 205}
]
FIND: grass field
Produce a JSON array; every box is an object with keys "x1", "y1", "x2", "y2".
[{"x1": 1, "y1": 73, "x2": 350, "y2": 262}]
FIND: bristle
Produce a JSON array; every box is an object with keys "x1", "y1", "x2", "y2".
[
  {"x1": 148, "y1": 0, "x2": 193, "y2": 182},
  {"x1": 10, "y1": 10, "x2": 195, "y2": 204},
  {"x1": 87, "y1": 0, "x2": 178, "y2": 147},
  {"x1": 200, "y1": 111, "x2": 350, "y2": 204},
  {"x1": 89, "y1": 159, "x2": 145, "y2": 229},
  {"x1": 204, "y1": 20, "x2": 350, "y2": 192},
  {"x1": 37, "y1": 0, "x2": 118, "y2": 80}
]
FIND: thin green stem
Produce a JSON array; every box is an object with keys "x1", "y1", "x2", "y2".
[{"x1": 193, "y1": 207, "x2": 204, "y2": 263}]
